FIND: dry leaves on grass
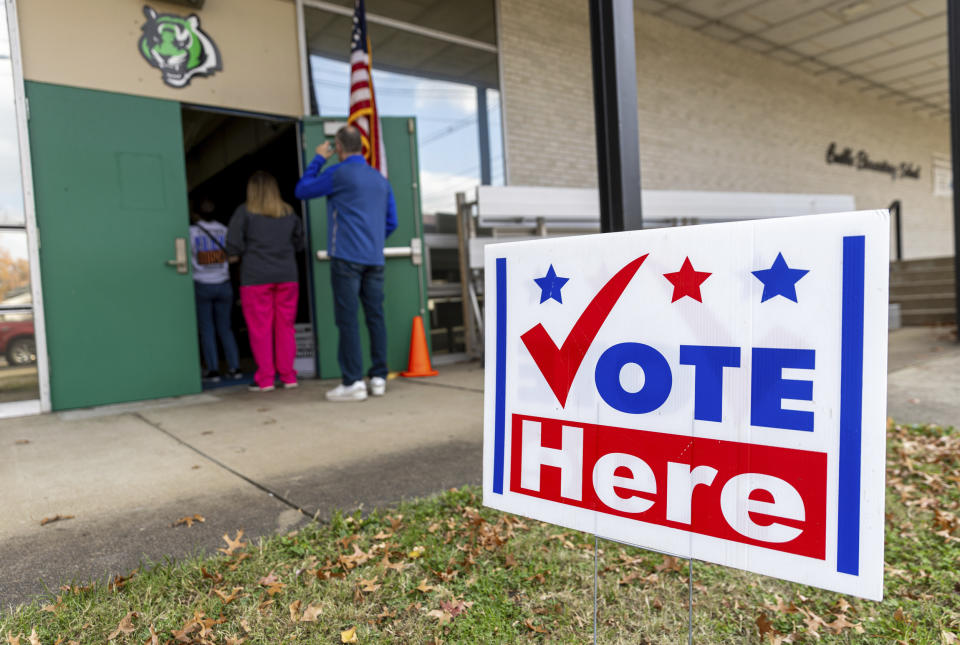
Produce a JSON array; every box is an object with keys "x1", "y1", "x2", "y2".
[
  {"x1": 39, "y1": 514, "x2": 74, "y2": 526},
  {"x1": 212, "y1": 586, "x2": 244, "y2": 604},
  {"x1": 524, "y1": 618, "x2": 549, "y2": 634},
  {"x1": 107, "y1": 611, "x2": 137, "y2": 640},
  {"x1": 380, "y1": 555, "x2": 407, "y2": 573},
  {"x1": 358, "y1": 576, "x2": 381, "y2": 593},
  {"x1": 300, "y1": 603, "x2": 323, "y2": 622},
  {"x1": 407, "y1": 545, "x2": 426, "y2": 559},
  {"x1": 108, "y1": 570, "x2": 138, "y2": 592},
  {"x1": 340, "y1": 544, "x2": 374, "y2": 569},
  {"x1": 340, "y1": 626, "x2": 359, "y2": 643},
  {"x1": 40, "y1": 595, "x2": 63, "y2": 614},
  {"x1": 218, "y1": 530, "x2": 247, "y2": 556},
  {"x1": 414, "y1": 578, "x2": 437, "y2": 594},
  {"x1": 201, "y1": 567, "x2": 223, "y2": 584},
  {"x1": 172, "y1": 514, "x2": 205, "y2": 528}
]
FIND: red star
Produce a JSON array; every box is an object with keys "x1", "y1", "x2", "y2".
[{"x1": 663, "y1": 257, "x2": 711, "y2": 303}]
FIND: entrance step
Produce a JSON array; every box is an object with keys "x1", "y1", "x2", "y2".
[{"x1": 889, "y1": 257, "x2": 956, "y2": 327}]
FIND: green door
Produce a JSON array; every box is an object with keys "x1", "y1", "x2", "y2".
[
  {"x1": 302, "y1": 117, "x2": 429, "y2": 379},
  {"x1": 27, "y1": 82, "x2": 201, "y2": 410}
]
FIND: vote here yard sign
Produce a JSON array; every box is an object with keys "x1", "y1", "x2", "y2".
[{"x1": 482, "y1": 210, "x2": 889, "y2": 600}]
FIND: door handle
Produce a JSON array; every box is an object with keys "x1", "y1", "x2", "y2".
[
  {"x1": 166, "y1": 237, "x2": 188, "y2": 274},
  {"x1": 315, "y1": 238, "x2": 421, "y2": 265}
]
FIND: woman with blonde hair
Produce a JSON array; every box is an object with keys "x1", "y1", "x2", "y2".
[{"x1": 226, "y1": 171, "x2": 304, "y2": 391}]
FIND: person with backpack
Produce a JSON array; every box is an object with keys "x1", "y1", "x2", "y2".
[{"x1": 189, "y1": 199, "x2": 242, "y2": 383}]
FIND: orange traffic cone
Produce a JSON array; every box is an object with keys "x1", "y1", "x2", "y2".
[{"x1": 401, "y1": 315, "x2": 438, "y2": 377}]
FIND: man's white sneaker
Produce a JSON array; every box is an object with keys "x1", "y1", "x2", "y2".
[
  {"x1": 369, "y1": 376, "x2": 386, "y2": 396},
  {"x1": 325, "y1": 381, "x2": 368, "y2": 402}
]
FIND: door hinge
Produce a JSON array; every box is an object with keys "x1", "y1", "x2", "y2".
[{"x1": 407, "y1": 118, "x2": 414, "y2": 134}]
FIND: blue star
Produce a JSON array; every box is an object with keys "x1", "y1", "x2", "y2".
[
  {"x1": 534, "y1": 265, "x2": 569, "y2": 304},
  {"x1": 752, "y1": 253, "x2": 809, "y2": 303}
]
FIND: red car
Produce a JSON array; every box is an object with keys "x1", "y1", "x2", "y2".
[{"x1": 0, "y1": 319, "x2": 35, "y2": 365}]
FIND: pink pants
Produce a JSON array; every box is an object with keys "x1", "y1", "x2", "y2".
[{"x1": 240, "y1": 282, "x2": 299, "y2": 388}]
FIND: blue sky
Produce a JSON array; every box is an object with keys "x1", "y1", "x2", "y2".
[{"x1": 311, "y1": 55, "x2": 503, "y2": 215}]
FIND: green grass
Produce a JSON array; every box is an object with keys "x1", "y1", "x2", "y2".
[{"x1": 2, "y1": 421, "x2": 958, "y2": 644}]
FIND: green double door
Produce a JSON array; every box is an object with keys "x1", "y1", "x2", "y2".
[
  {"x1": 27, "y1": 84, "x2": 428, "y2": 410},
  {"x1": 27, "y1": 82, "x2": 202, "y2": 411},
  {"x1": 301, "y1": 117, "x2": 429, "y2": 379}
]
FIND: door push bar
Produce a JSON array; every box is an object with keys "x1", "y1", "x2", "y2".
[{"x1": 315, "y1": 238, "x2": 422, "y2": 266}]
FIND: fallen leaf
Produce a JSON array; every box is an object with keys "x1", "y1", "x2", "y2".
[
  {"x1": 524, "y1": 618, "x2": 548, "y2": 634},
  {"x1": 265, "y1": 582, "x2": 285, "y2": 596},
  {"x1": 27, "y1": 630, "x2": 39, "y2": 645},
  {"x1": 40, "y1": 515, "x2": 75, "y2": 526},
  {"x1": 213, "y1": 587, "x2": 244, "y2": 604},
  {"x1": 172, "y1": 514, "x2": 205, "y2": 528},
  {"x1": 227, "y1": 552, "x2": 250, "y2": 570},
  {"x1": 504, "y1": 553, "x2": 518, "y2": 568},
  {"x1": 107, "y1": 611, "x2": 137, "y2": 640},
  {"x1": 381, "y1": 556, "x2": 407, "y2": 573},
  {"x1": 5, "y1": 634, "x2": 22, "y2": 645},
  {"x1": 942, "y1": 630, "x2": 959, "y2": 644},
  {"x1": 387, "y1": 514, "x2": 403, "y2": 530},
  {"x1": 218, "y1": 530, "x2": 247, "y2": 556},
  {"x1": 372, "y1": 530, "x2": 393, "y2": 539},
  {"x1": 825, "y1": 613, "x2": 864, "y2": 634},
  {"x1": 108, "y1": 570, "x2": 137, "y2": 591},
  {"x1": 201, "y1": 567, "x2": 223, "y2": 583},
  {"x1": 359, "y1": 577, "x2": 381, "y2": 593},
  {"x1": 832, "y1": 598, "x2": 852, "y2": 614},
  {"x1": 337, "y1": 534, "x2": 359, "y2": 549},
  {"x1": 341, "y1": 626, "x2": 359, "y2": 643},
  {"x1": 408, "y1": 545, "x2": 426, "y2": 559},
  {"x1": 300, "y1": 603, "x2": 322, "y2": 622},
  {"x1": 143, "y1": 624, "x2": 159, "y2": 645},
  {"x1": 440, "y1": 599, "x2": 473, "y2": 618},
  {"x1": 426, "y1": 608, "x2": 452, "y2": 625},
  {"x1": 756, "y1": 614, "x2": 775, "y2": 637},
  {"x1": 288, "y1": 599, "x2": 301, "y2": 622},
  {"x1": 526, "y1": 571, "x2": 548, "y2": 584},
  {"x1": 415, "y1": 578, "x2": 436, "y2": 594},
  {"x1": 258, "y1": 572, "x2": 279, "y2": 586},
  {"x1": 427, "y1": 522, "x2": 441, "y2": 533},
  {"x1": 41, "y1": 595, "x2": 63, "y2": 613},
  {"x1": 762, "y1": 595, "x2": 798, "y2": 614},
  {"x1": 655, "y1": 555, "x2": 683, "y2": 573},
  {"x1": 14, "y1": 439, "x2": 29, "y2": 445}
]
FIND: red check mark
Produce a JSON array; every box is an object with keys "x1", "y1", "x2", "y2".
[{"x1": 521, "y1": 255, "x2": 648, "y2": 407}]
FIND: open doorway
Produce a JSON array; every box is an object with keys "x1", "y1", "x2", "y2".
[{"x1": 181, "y1": 106, "x2": 312, "y2": 388}]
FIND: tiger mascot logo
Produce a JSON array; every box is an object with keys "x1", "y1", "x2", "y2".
[{"x1": 138, "y1": 6, "x2": 221, "y2": 88}]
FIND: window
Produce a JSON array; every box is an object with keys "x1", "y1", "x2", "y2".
[{"x1": 0, "y1": 3, "x2": 39, "y2": 403}]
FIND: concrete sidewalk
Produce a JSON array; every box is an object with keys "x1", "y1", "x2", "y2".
[
  {"x1": 0, "y1": 362, "x2": 484, "y2": 609},
  {"x1": 2, "y1": 326, "x2": 959, "y2": 610}
]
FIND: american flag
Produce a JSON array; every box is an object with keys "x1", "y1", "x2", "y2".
[{"x1": 348, "y1": 0, "x2": 386, "y2": 176}]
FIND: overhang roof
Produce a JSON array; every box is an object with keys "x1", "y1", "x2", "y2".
[
  {"x1": 305, "y1": 0, "x2": 498, "y2": 88},
  {"x1": 641, "y1": 0, "x2": 948, "y2": 120}
]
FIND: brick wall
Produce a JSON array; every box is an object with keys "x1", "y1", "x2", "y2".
[{"x1": 498, "y1": 0, "x2": 952, "y2": 259}]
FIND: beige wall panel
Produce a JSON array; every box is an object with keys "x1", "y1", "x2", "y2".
[
  {"x1": 18, "y1": 0, "x2": 302, "y2": 117},
  {"x1": 499, "y1": 0, "x2": 952, "y2": 259}
]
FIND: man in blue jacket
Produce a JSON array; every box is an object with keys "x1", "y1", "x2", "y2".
[{"x1": 295, "y1": 125, "x2": 397, "y2": 402}]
